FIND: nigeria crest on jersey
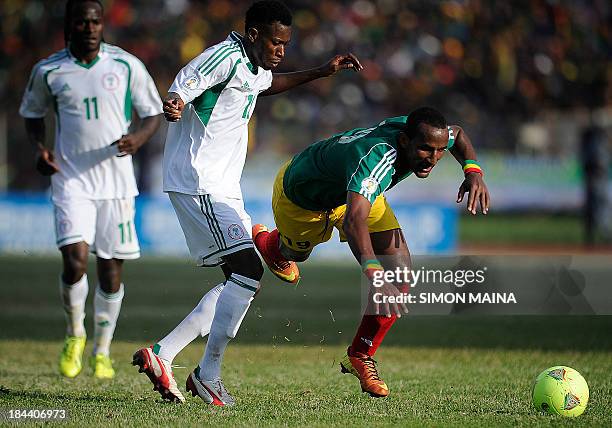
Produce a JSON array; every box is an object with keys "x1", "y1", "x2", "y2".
[
  {"x1": 228, "y1": 224, "x2": 245, "y2": 240},
  {"x1": 102, "y1": 72, "x2": 119, "y2": 91}
]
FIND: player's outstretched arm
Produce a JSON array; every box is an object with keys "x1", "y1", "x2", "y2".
[
  {"x1": 343, "y1": 192, "x2": 407, "y2": 318},
  {"x1": 24, "y1": 117, "x2": 59, "y2": 176},
  {"x1": 115, "y1": 114, "x2": 162, "y2": 156},
  {"x1": 449, "y1": 125, "x2": 490, "y2": 215},
  {"x1": 260, "y1": 53, "x2": 363, "y2": 96}
]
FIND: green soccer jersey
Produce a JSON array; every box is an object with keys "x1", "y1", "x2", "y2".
[{"x1": 283, "y1": 116, "x2": 456, "y2": 211}]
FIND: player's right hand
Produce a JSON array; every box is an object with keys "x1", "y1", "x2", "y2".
[
  {"x1": 36, "y1": 147, "x2": 60, "y2": 176},
  {"x1": 163, "y1": 94, "x2": 185, "y2": 122}
]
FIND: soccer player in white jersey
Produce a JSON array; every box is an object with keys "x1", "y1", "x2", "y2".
[
  {"x1": 19, "y1": 0, "x2": 162, "y2": 379},
  {"x1": 132, "y1": 0, "x2": 363, "y2": 406}
]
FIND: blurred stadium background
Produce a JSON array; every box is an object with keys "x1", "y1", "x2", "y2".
[
  {"x1": 1, "y1": 2, "x2": 611, "y2": 424},
  {"x1": 0, "y1": 0, "x2": 610, "y2": 256}
]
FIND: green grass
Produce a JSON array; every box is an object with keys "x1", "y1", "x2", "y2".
[
  {"x1": 459, "y1": 213, "x2": 584, "y2": 245},
  {"x1": 2, "y1": 342, "x2": 611, "y2": 427},
  {"x1": 1, "y1": 255, "x2": 611, "y2": 426}
]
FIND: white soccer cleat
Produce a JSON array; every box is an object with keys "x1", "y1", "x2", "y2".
[
  {"x1": 186, "y1": 367, "x2": 235, "y2": 406},
  {"x1": 132, "y1": 346, "x2": 185, "y2": 403}
]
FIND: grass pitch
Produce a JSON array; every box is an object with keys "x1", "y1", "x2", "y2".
[
  {"x1": 1, "y1": 255, "x2": 611, "y2": 427},
  {"x1": 459, "y1": 212, "x2": 584, "y2": 245}
]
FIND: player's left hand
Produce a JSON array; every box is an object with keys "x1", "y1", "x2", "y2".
[
  {"x1": 365, "y1": 279, "x2": 409, "y2": 318},
  {"x1": 457, "y1": 172, "x2": 490, "y2": 215},
  {"x1": 319, "y1": 53, "x2": 363, "y2": 76},
  {"x1": 114, "y1": 134, "x2": 145, "y2": 157}
]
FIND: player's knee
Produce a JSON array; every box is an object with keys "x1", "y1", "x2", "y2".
[
  {"x1": 97, "y1": 259, "x2": 123, "y2": 293},
  {"x1": 235, "y1": 258, "x2": 264, "y2": 281},
  {"x1": 220, "y1": 263, "x2": 232, "y2": 281},
  {"x1": 98, "y1": 277, "x2": 121, "y2": 294},
  {"x1": 62, "y1": 268, "x2": 86, "y2": 285},
  {"x1": 280, "y1": 245, "x2": 310, "y2": 262},
  {"x1": 231, "y1": 260, "x2": 264, "y2": 282},
  {"x1": 223, "y1": 248, "x2": 264, "y2": 281},
  {"x1": 62, "y1": 254, "x2": 88, "y2": 284},
  {"x1": 292, "y1": 251, "x2": 310, "y2": 262}
]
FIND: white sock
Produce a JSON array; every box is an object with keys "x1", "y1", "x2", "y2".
[
  {"x1": 93, "y1": 284, "x2": 124, "y2": 356},
  {"x1": 199, "y1": 274, "x2": 257, "y2": 381},
  {"x1": 60, "y1": 274, "x2": 89, "y2": 337},
  {"x1": 155, "y1": 283, "x2": 225, "y2": 363}
]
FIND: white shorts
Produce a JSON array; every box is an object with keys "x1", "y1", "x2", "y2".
[
  {"x1": 53, "y1": 197, "x2": 140, "y2": 260},
  {"x1": 168, "y1": 192, "x2": 253, "y2": 267}
]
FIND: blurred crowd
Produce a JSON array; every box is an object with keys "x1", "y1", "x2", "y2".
[{"x1": 0, "y1": 0, "x2": 610, "y2": 192}]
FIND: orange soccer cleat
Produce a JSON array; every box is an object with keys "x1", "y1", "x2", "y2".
[
  {"x1": 132, "y1": 346, "x2": 185, "y2": 403},
  {"x1": 340, "y1": 347, "x2": 389, "y2": 397},
  {"x1": 252, "y1": 224, "x2": 300, "y2": 284}
]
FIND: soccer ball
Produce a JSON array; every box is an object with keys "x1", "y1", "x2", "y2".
[{"x1": 532, "y1": 366, "x2": 589, "y2": 417}]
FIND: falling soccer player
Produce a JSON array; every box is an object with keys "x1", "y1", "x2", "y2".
[{"x1": 254, "y1": 107, "x2": 490, "y2": 397}]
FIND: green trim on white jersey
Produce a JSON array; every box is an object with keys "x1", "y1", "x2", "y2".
[
  {"x1": 197, "y1": 43, "x2": 240, "y2": 76},
  {"x1": 43, "y1": 66, "x2": 61, "y2": 131},
  {"x1": 28, "y1": 51, "x2": 69, "y2": 91},
  {"x1": 162, "y1": 32, "x2": 273, "y2": 197},
  {"x1": 113, "y1": 58, "x2": 132, "y2": 122},
  {"x1": 74, "y1": 55, "x2": 101, "y2": 69},
  {"x1": 19, "y1": 43, "x2": 162, "y2": 201},
  {"x1": 192, "y1": 59, "x2": 241, "y2": 126}
]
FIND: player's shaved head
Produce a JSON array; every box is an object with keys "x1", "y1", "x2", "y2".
[
  {"x1": 245, "y1": 1, "x2": 292, "y2": 33},
  {"x1": 405, "y1": 107, "x2": 447, "y2": 140}
]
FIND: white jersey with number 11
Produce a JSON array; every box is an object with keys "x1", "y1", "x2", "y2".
[
  {"x1": 163, "y1": 32, "x2": 273, "y2": 198},
  {"x1": 19, "y1": 42, "x2": 162, "y2": 201}
]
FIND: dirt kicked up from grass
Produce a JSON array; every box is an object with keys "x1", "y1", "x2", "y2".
[{"x1": 0, "y1": 341, "x2": 611, "y2": 427}]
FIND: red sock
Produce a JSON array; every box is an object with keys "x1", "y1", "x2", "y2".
[
  {"x1": 350, "y1": 315, "x2": 397, "y2": 357},
  {"x1": 262, "y1": 228, "x2": 285, "y2": 261}
]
